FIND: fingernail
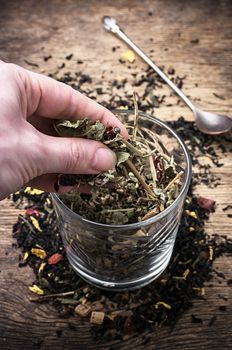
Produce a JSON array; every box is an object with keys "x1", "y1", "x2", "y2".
[{"x1": 93, "y1": 148, "x2": 116, "y2": 171}]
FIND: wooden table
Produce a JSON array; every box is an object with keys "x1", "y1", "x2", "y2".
[{"x1": 0, "y1": 1, "x2": 232, "y2": 349}]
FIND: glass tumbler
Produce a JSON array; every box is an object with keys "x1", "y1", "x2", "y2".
[{"x1": 51, "y1": 111, "x2": 192, "y2": 291}]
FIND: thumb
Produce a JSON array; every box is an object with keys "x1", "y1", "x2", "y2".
[{"x1": 40, "y1": 134, "x2": 117, "y2": 175}]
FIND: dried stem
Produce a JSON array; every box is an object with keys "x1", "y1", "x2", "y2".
[
  {"x1": 77, "y1": 194, "x2": 96, "y2": 215},
  {"x1": 30, "y1": 290, "x2": 76, "y2": 302},
  {"x1": 145, "y1": 128, "x2": 171, "y2": 157},
  {"x1": 143, "y1": 139, "x2": 157, "y2": 186},
  {"x1": 137, "y1": 128, "x2": 171, "y2": 162},
  {"x1": 164, "y1": 171, "x2": 184, "y2": 192},
  {"x1": 101, "y1": 208, "x2": 134, "y2": 213},
  {"x1": 125, "y1": 159, "x2": 156, "y2": 199},
  {"x1": 121, "y1": 164, "x2": 129, "y2": 178},
  {"x1": 149, "y1": 154, "x2": 157, "y2": 186},
  {"x1": 142, "y1": 207, "x2": 160, "y2": 221},
  {"x1": 119, "y1": 136, "x2": 145, "y2": 157},
  {"x1": 132, "y1": 91, "x2": 139, "y2": 141}
]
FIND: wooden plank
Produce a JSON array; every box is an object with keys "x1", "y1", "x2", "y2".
[{"x1": 0, "y1": 0, "x2": 232, "y2": 349}]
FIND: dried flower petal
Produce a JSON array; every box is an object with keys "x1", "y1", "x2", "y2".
[
  {"x1": 24, "y1": 187, "x2": 44, "y2": 195},
  {"x1": 155, "y1": 301, "x2": 172, "y2": 310},
  {"x1": 121, "y1": 50, "x2": 135, "y2": 63},
  {"x1": 39, "y1": 262, "x2": 46, "y2": 273},
  {"x1": 182, "y1": 268, "x2": 190, "y2": 279},
  {"x1": 48, "y1": 253, "x2": 63, "y2": 265},
  {"x1": 31, "y1": 248, "x2": 47, "y2": 259},
  {"x1": 209, "y1": 246, "x2": 214, "y2": 260},
  {"x1": 118, "y1": 106, "x2": 128, "y2": 110},
  {"x1": 185, "y1": 210, "x2": 198, "y2": 219},
  {"x1": 30, "y1": 217, "x2": 42, "y2": 232},
  {"x1": 29, "y1": 284, "x2": 44, "y2": 295},
  {"x1": 25, "y1": 208, "x2": 40, "y2": 216},
  {"x1": 23, "y1": 251, "x2": 29, "y2": 261},
  {"x1": 197, "y1": 196, "x2": 215, "y2": 211}
]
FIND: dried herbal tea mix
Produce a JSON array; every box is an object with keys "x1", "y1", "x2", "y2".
[
  {"x1": 54, "y1": 107, "x2": 183, "y2": 225},
  {"x1": 12, "y1": 119, "x2": 232, "y2": 343},
  {"x1": 10, "y1": 58, "x2": 232, "y2": 344}
]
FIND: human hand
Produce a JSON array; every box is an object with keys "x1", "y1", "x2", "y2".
[{"x1": 0, "y1": 61, "x2": 128, "y2": 200}]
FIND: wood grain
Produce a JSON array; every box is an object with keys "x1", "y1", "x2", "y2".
[{"x1": 0, "y1": 0, "x2": 232, "y2": 349}]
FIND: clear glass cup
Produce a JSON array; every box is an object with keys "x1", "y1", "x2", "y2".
[{"x1": 51, "y1": 111, "x2": 192, "y2": 291}]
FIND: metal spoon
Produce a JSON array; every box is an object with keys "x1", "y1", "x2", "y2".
[{"x1": 103, "y1": 16, "x2": 232, "y2": 135}]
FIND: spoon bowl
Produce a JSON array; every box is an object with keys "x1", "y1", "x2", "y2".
[{"x1": 194, "y1": 109, "x2": 232, "y2": 135}]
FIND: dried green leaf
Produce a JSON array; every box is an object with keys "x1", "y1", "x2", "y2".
[
  {"x1": 54, "y1": 119, "x2": 88, "y2": 136},
  {"x1": 116, "y1": 152, "x2": 130, "y2": 166},
  {"x1": 107, "y1": 211, "x2": 129, "y2": 224},
  {"x1": 54, "y1": 118, "x2": 106, "y2": 141}
]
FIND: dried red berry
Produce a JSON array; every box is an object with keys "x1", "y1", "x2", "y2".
[
  {"x1": 48, "y1": 253, "x2": 63, "y2": 265},
  {"x1": 153, "y1": 157, "x2": 163, "y2": 181},
  {"x1": 197, "y1": 197, "x2": 215, "y2": 211},
  {"x1": 25, "y1": 208, "x2": 40, "y2": 216},
  {"x1": 104, "y1": 126, "x2": 121, "y2": 140}
]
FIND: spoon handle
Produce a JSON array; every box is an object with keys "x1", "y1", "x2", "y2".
[{"x1": 103, "y1": 16, "x2": 195, "y2": 112}]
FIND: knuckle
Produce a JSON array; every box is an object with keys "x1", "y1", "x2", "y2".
[
  {"x1": 101, "y1": 107, "x2": 110, "y2": 124},
  {"x1": 23, "y1": 128, "x2": 45, "y2": 177},
  {"x1": 58, "y1": 84, "x2": 76, "y2": 117},
  {"x1": 65, "y1": 140, "x2": 82, "y2": 173}
]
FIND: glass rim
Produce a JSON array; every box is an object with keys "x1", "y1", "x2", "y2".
[{"x1": 51, "y1": 111, "x2": 192, "y2": 230}]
